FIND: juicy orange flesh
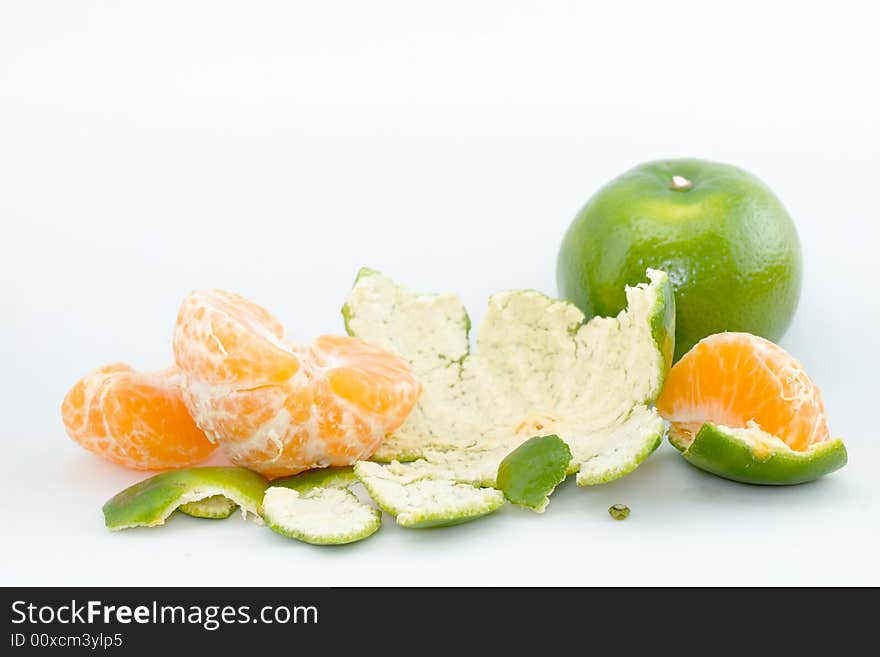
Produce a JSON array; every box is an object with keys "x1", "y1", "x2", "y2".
[
  {"x1": 318, "y1": 335, "x2": 417, "y2": 417},
  {"x1": 61, "y1": 365, "x2": 216, "y2": 469},
  {"x1": 656, "y1": 332, "x2": 829, "y2": 452},
  {"x1": 174, "y1": 291, "x2": 421, "y2": 478},
  {"x1": 173, "y1": 289, "x2": 300, "y2": 387}
]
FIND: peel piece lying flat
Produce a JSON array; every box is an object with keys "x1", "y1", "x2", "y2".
[
  {"x1": 343, "y1": 268, "x2": 674, "y2": 523},
  {"x1": 354, "y1": 461, "x2": 505, "y2": 528},
  {"x1": 496, "y1": 435, "x2": 572, "y2": 512},
  {"x1": 103, "y1": 467, "x2": 268, "y2": 530},
  {"x1": 261, "y1": 467, "x2": 381, "y2": 544}
]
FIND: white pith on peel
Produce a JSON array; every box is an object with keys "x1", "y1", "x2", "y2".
[{"x1": 344, "y1": 268, "x2": 672, "y2": 522}]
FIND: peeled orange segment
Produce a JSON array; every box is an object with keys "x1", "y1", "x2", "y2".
[
  {"x1": 173, "y1": 290, "x2": 420, "y2": 478},
  {"x1": 262, "y1": 487, "x2": 381, "y2": 545},
  {"x1": 354, "y1": 462, "x2": 505, "y2": 529},
  {"x1": 102, "y1": 467, "x2": 268, "y2": 530},
  {"x1": 178, "y1": 495, "x2": 238, "y2": 519},
  {"x1": 61, "y1": 365, "x2": 216, "y2": 470},
  {"x1": 173, "y1": 290, "x2": 300, "y2": 387},
  {"x1": 345, "y1": 268, "x2": 673, "y2": 523},
  {"x1": 656, "y1": 332, "x2": 846, "y2": 484},
  {"x1": 657, "y1": 332, "x2": 829, "y2": 451}
]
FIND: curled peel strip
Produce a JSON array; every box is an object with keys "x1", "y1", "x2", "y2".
[{"x1": 102, "y1": 466, "x2": 269, "y2": 530}]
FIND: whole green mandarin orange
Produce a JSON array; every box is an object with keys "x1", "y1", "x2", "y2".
[{"x1": 557, "y1": 159, "x2": 802, "y2": 361}]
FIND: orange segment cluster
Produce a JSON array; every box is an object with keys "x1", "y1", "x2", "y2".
[
  {"x1": 173, "y1": 290, "x2": 421, "y2": 478},
  {"x1": 61, "y1": 365, "x2": 217, "y2": 469},
  {"x1": 656, "y1": 332, "x2": 829, "y2": 451}
]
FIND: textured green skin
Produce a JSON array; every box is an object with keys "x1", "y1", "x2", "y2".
[
  {"x1": 265, "y1": 515, "x2": 381, "y2": 545},
  {"x1": 360, "y1": 484, "x2": 504, "y2": 529},
  {"x1": 650, "y1": 270, "x2": 676, "y2": 383},
  {"x1": 178, "y1": 495, "x2": 237, "y2": 519},
  {"x1": 271, "y1": 467, "x2": 357, "y2": 492},
  {"x1": 608, "y1": 504, "x2": 630, "y2": 520},
  {"x1": 497, "y1": 435, "x2": 571, "y2": 510},
  {"x1": 680, "y1": 424, "x2": 847, "y2": 485},
  {"x1": 389, "y1": 503, "x2": 503, "y2": 529},
  {"x1": 557, "y1": 159, "x2": 802, "y2": 361},
  {"x1": 102, "y1": 467, "x2": 269, "y2": 529},
  {"x1": 412, "y1": 518, "x2": 489, "y2": 528}
]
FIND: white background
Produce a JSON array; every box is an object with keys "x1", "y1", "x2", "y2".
[{"x1": 2, "y1": 1, "x2": 878, "y2": 586}]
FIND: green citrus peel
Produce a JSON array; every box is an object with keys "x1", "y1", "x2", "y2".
[
  {"x1": 102, "y1": 467, "x2": 269, "y2": 530},
  {"x1": 270, "y1": 466, "x2": 358, "y2": 493},
  {"x1": 343, "y1": 268, "x2": 672, "y2": 527},
  {"x1": 261, "y1": 487, "x2": 381, "y2": 545},
  {"x1": 261, "y1": 467, "x2": 381, "y2": 544},
  {"x1": 671, "y1": 424, "x2": 847, "y2": 485},
  {"x1": 354, "y1": 461, "x2": 505, "y2": 528},
  {"x1": 496, "y1": 435, "x2": 572, "y2": 512},
  {"x1": 608, "y1": 504, "x2": 630, "y2": 520}
]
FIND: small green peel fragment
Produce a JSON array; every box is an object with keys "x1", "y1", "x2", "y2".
[
  {"x1": 102, "y1": 467, "x2": 269, "y2": 530},
  {"x1": 178, "y1": 495, "x2": 238, "y2": 519},
  {"x1": 608, "y1": 504, "x2": 630, "y2": 520},
  {"x1": 496, "y1": 435, "x2": 572, "y2": 512}
]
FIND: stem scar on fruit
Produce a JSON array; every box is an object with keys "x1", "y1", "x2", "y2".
[{"x1": 669, "y1": 175, "x2": 693, "y2": 191}]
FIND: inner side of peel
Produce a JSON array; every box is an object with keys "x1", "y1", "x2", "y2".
[
  {"x1": 262, "y1": 486, "x2": 378, "y2": 537},
  {"x1": 351, "y1": 270, "x2": 667, "y2": 462},
  {"x1": 670, "y1": 421, "x2": 830, "y2": 457}
]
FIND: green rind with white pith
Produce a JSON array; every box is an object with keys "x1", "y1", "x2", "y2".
[
  {"x1": 271, "y1": 466, "x2": 358, "y2": 493},
  {"x1": 572, "y1": 407, "x2": 666, "y2": 485},
  {"x1": 354, "y1": 462, "x2": 505, "y2": 528},
  {"x1": 178, "y1": 495, "x2": 238, "y2": 519},
  {"x1": 343, "y1": 268, "x2": 673, "y2": 520},
  {"x1": 650, "y1": 266, "x2": 677, "y2": 385},
  {"x1": 102, "y1": 467, "x2": 269, "y2": 530},
  {"x1": 262, "y1": 486, "x2": 381, "y2": 545},
  {"x1": 678, "y1": 423, "x2": 847, "y2": 485}
]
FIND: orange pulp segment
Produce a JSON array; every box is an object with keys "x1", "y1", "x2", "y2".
[
  {"x1": 655, "y1": 332, "x2": 829, "y2": 451},
  {"x1": 173, "y1": 290, "x2": 420, "y2": 478},
  {"x1": 61, "y1": 364, "x2": 217, "y2": 469}
]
